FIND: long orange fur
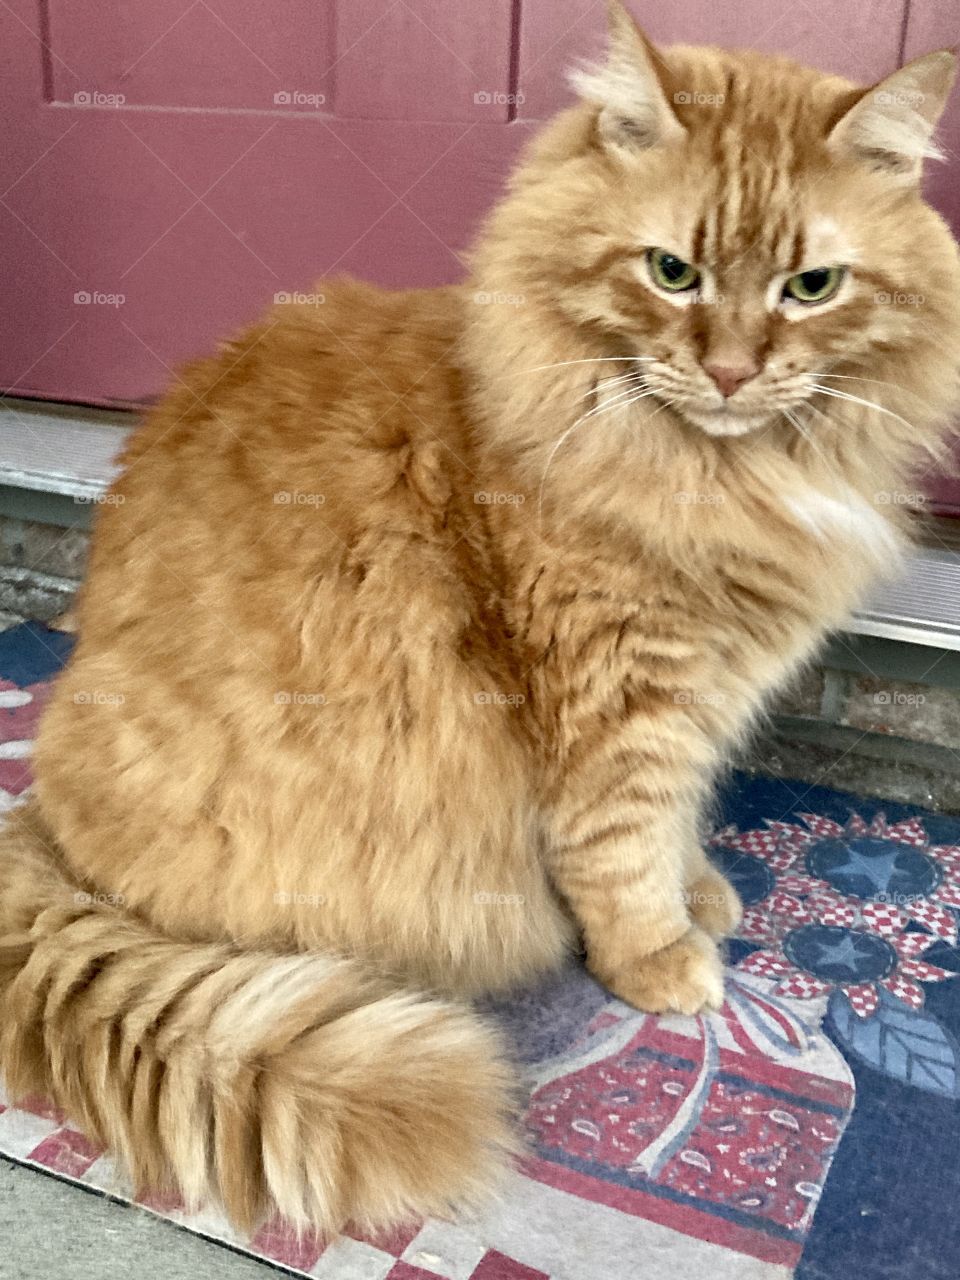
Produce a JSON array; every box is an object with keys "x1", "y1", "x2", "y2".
[{"x1": 2, "y1": 1, "x2": 959, "y2": 1237}]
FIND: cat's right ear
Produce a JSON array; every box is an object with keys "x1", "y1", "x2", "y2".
[
  {"x1": 571, "y1": 1, "x2": 685, "y2": 152},
  {"x1": 827, "y1": 50, "x2": 957, "y2": 182}
]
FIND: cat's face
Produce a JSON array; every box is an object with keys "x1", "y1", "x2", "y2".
[
  {"x1": 577, "y1": 118, "x2": 929, "y2": 439},
  {"x1": 508, "y1": 15, "x2": 959, "y2": 442}
]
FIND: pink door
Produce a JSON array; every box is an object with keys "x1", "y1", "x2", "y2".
[
  {"x1": 2, "y1": 1, "x2": 956, "y2": 505},
  {"x1": 1, "y1": 0, "x2": 528, "y2": 404}
]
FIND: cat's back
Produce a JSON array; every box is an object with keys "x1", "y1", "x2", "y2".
[
  {"x1": 95, "y1": 282, "x2": 468, "y2": 554},
  {"x1": 77, "y1": 279, "x2": 484, "y2": 650},
  {"x1": 121, "y1": 278, "x2": 467, "y2": 504}
]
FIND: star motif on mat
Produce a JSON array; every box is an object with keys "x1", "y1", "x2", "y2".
[
  {"x1": 826, "y1": 844, "x2": 914, "y2": 897},
  {"x1": 711, "y1": 811, "x2": 960, "y2": 1019},
  {"x1": 805, "y1": 931, "x2": 878, "y2": 976}
]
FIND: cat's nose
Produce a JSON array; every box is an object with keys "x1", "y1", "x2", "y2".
[{"x1": 703, "y1": 360, "x2": 760, "y2": 399}]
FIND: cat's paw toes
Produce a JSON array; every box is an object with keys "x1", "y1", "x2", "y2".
[
  {"x1": 596, "y1": 926, "x2": 725, "y2": 1015},
  {"x1": 686, "y1": 865, "x2": 742, "y2": 940}
]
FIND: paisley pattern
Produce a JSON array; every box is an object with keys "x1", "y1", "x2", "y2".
[{"x1": 520, "y1": 987, "x2": 851, "y2": 1265}]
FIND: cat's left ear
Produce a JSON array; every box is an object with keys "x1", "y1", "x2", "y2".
[
  {"x1": 828, "y1": 50, "x2": 956, "y2": 183},
  {"x1": 571, "y1": 0, "x2": 685, "y2": 152}
]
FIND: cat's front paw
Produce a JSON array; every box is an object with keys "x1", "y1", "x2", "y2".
[
  {"x1": 686, "y1": 865, "x2": 742, "y2": 940},
  {"x1": 592, "y1": 925, "x2": 725, "y2": 1015}
]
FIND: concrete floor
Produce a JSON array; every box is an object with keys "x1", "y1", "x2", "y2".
[
  {"x1": 739, "y1": 717, "x2": 960, "y2": 812},
  {"x1": 0, "y1": 1160, "x2": 274, "y2": 1280}
]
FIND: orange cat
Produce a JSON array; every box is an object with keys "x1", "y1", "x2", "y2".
[{"x1": 2, "y1": 0, "x2": 959, "y2": 1238}]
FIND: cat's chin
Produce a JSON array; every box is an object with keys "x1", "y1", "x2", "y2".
[{"x1": 676, "y1": 404, "x2": 772, "y2": 438}]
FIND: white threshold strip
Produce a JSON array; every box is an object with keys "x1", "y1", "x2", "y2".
[
  {"x1": 852, "y1": 547, "x2": 960, "y2": 650},
  {"x1": 2, "y1": 401, "x2": 959, "y2": 650},
  {"x1": 0, "y1": 401, "x2": 130, "y2": 502}
]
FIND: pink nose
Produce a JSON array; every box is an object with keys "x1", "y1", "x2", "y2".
[{"x1": 703, "y1": 361, "x2": 759, "y2": 399}]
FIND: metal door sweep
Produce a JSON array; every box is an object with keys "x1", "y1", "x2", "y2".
[{"x1": 851, "y1": 547, "x2": 960, "y2": 651}]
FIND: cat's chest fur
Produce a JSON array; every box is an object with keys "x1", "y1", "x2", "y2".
[
  {"x1": 782, "y1": 478, "x2": 902, "y2": 562},
  {"x1": 514, "y1": 475, "x2": 904, "y2": 746}
]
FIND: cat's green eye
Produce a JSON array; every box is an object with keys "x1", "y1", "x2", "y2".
[
  {"x1": 648, "y1": 249, "x2": 700, "y2": 293},
  {"x1": 782, "y1": 266, "x2": 846, "y2": 304}
]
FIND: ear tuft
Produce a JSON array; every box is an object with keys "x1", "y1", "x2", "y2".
[
  {"x1": 828, "y1": 50, "x2": 957, "y2": 181},
  {"x1": 570, "y1": 0, "x2": 685, "y2": 151}
]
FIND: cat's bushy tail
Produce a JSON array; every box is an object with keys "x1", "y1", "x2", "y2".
[{"x1": 0, "y1": 800, "x2": 518, "y2": 1233}]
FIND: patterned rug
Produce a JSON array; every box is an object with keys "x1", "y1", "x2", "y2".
[{"x1": 1, "y1": 621, "x2": 959, "y2": 1280}]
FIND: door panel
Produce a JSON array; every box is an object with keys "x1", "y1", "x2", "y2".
[
  {"x1": 0, "y1": 0, "x2": 527, "y2": 404},
  {"x1": 335, "y1": 0, "x2": 515, "y2": 121},
  {"x1": 46, "y1": 1, "x2": 337, "y2": 111}
]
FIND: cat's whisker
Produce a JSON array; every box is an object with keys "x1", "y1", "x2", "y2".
[
  {"x1": 536, "y1": 414, "x2": 595, "y2": 530},
  {"x1": 806, "y1": 382, "x2": 927, "y2": 439},
  {"x1": 537, "y1": 389, "x2": 662, "y2": 528},
  {"x1": 578, "y1": 380, "x2": 652, "y2": 419},
  {"x1": 574, "y1": 390, "x2": 661, "y2": 435},
  {"x1": 576, "y1": 372, "x2": 645, "y2": 404},
  {"x1": 524, "y1": 357, "x2": 655, "y2": 375},
  {"x1": 816, "y1": 371, "x2": 942, "y2": 412},
  {"x1": 808, "y1": 384, "x2": 944, "y2": 468},
  {"x1": 644, "y1": 395, "x2": 682, "y2": 423},
  {"x1": 781, "y1": 406, "x2": 834, "y2": 468},
  {"x1": 604, "y1": 390, "x2": 662, "y2": 419}
]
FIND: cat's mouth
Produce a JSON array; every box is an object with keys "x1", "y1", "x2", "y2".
[
  {"x1": 633, "y1": 362, "x2": 782, "y2": 438},
  {"x1": 633, "y1": 361, "x2": 811, "y2": 438},
  {"x1": 663, "y1": 399, "x2": 774, "y2": 439}
]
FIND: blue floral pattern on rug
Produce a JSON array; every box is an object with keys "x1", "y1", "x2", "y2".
[{"x1": 713, "y1": 810, "x2": 960, "y2": 1077}]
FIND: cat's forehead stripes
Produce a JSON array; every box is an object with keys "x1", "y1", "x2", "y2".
[
  {"x1": 667, "y1": 57, "x2": 857, "y2": 272},
  {"x1": 685, "y1": 139, "x2": 808, "y2": 271}
]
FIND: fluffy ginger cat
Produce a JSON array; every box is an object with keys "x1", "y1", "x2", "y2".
[{"x1": 2, "y1": 0, "x2": 959, "y2": 1241}]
